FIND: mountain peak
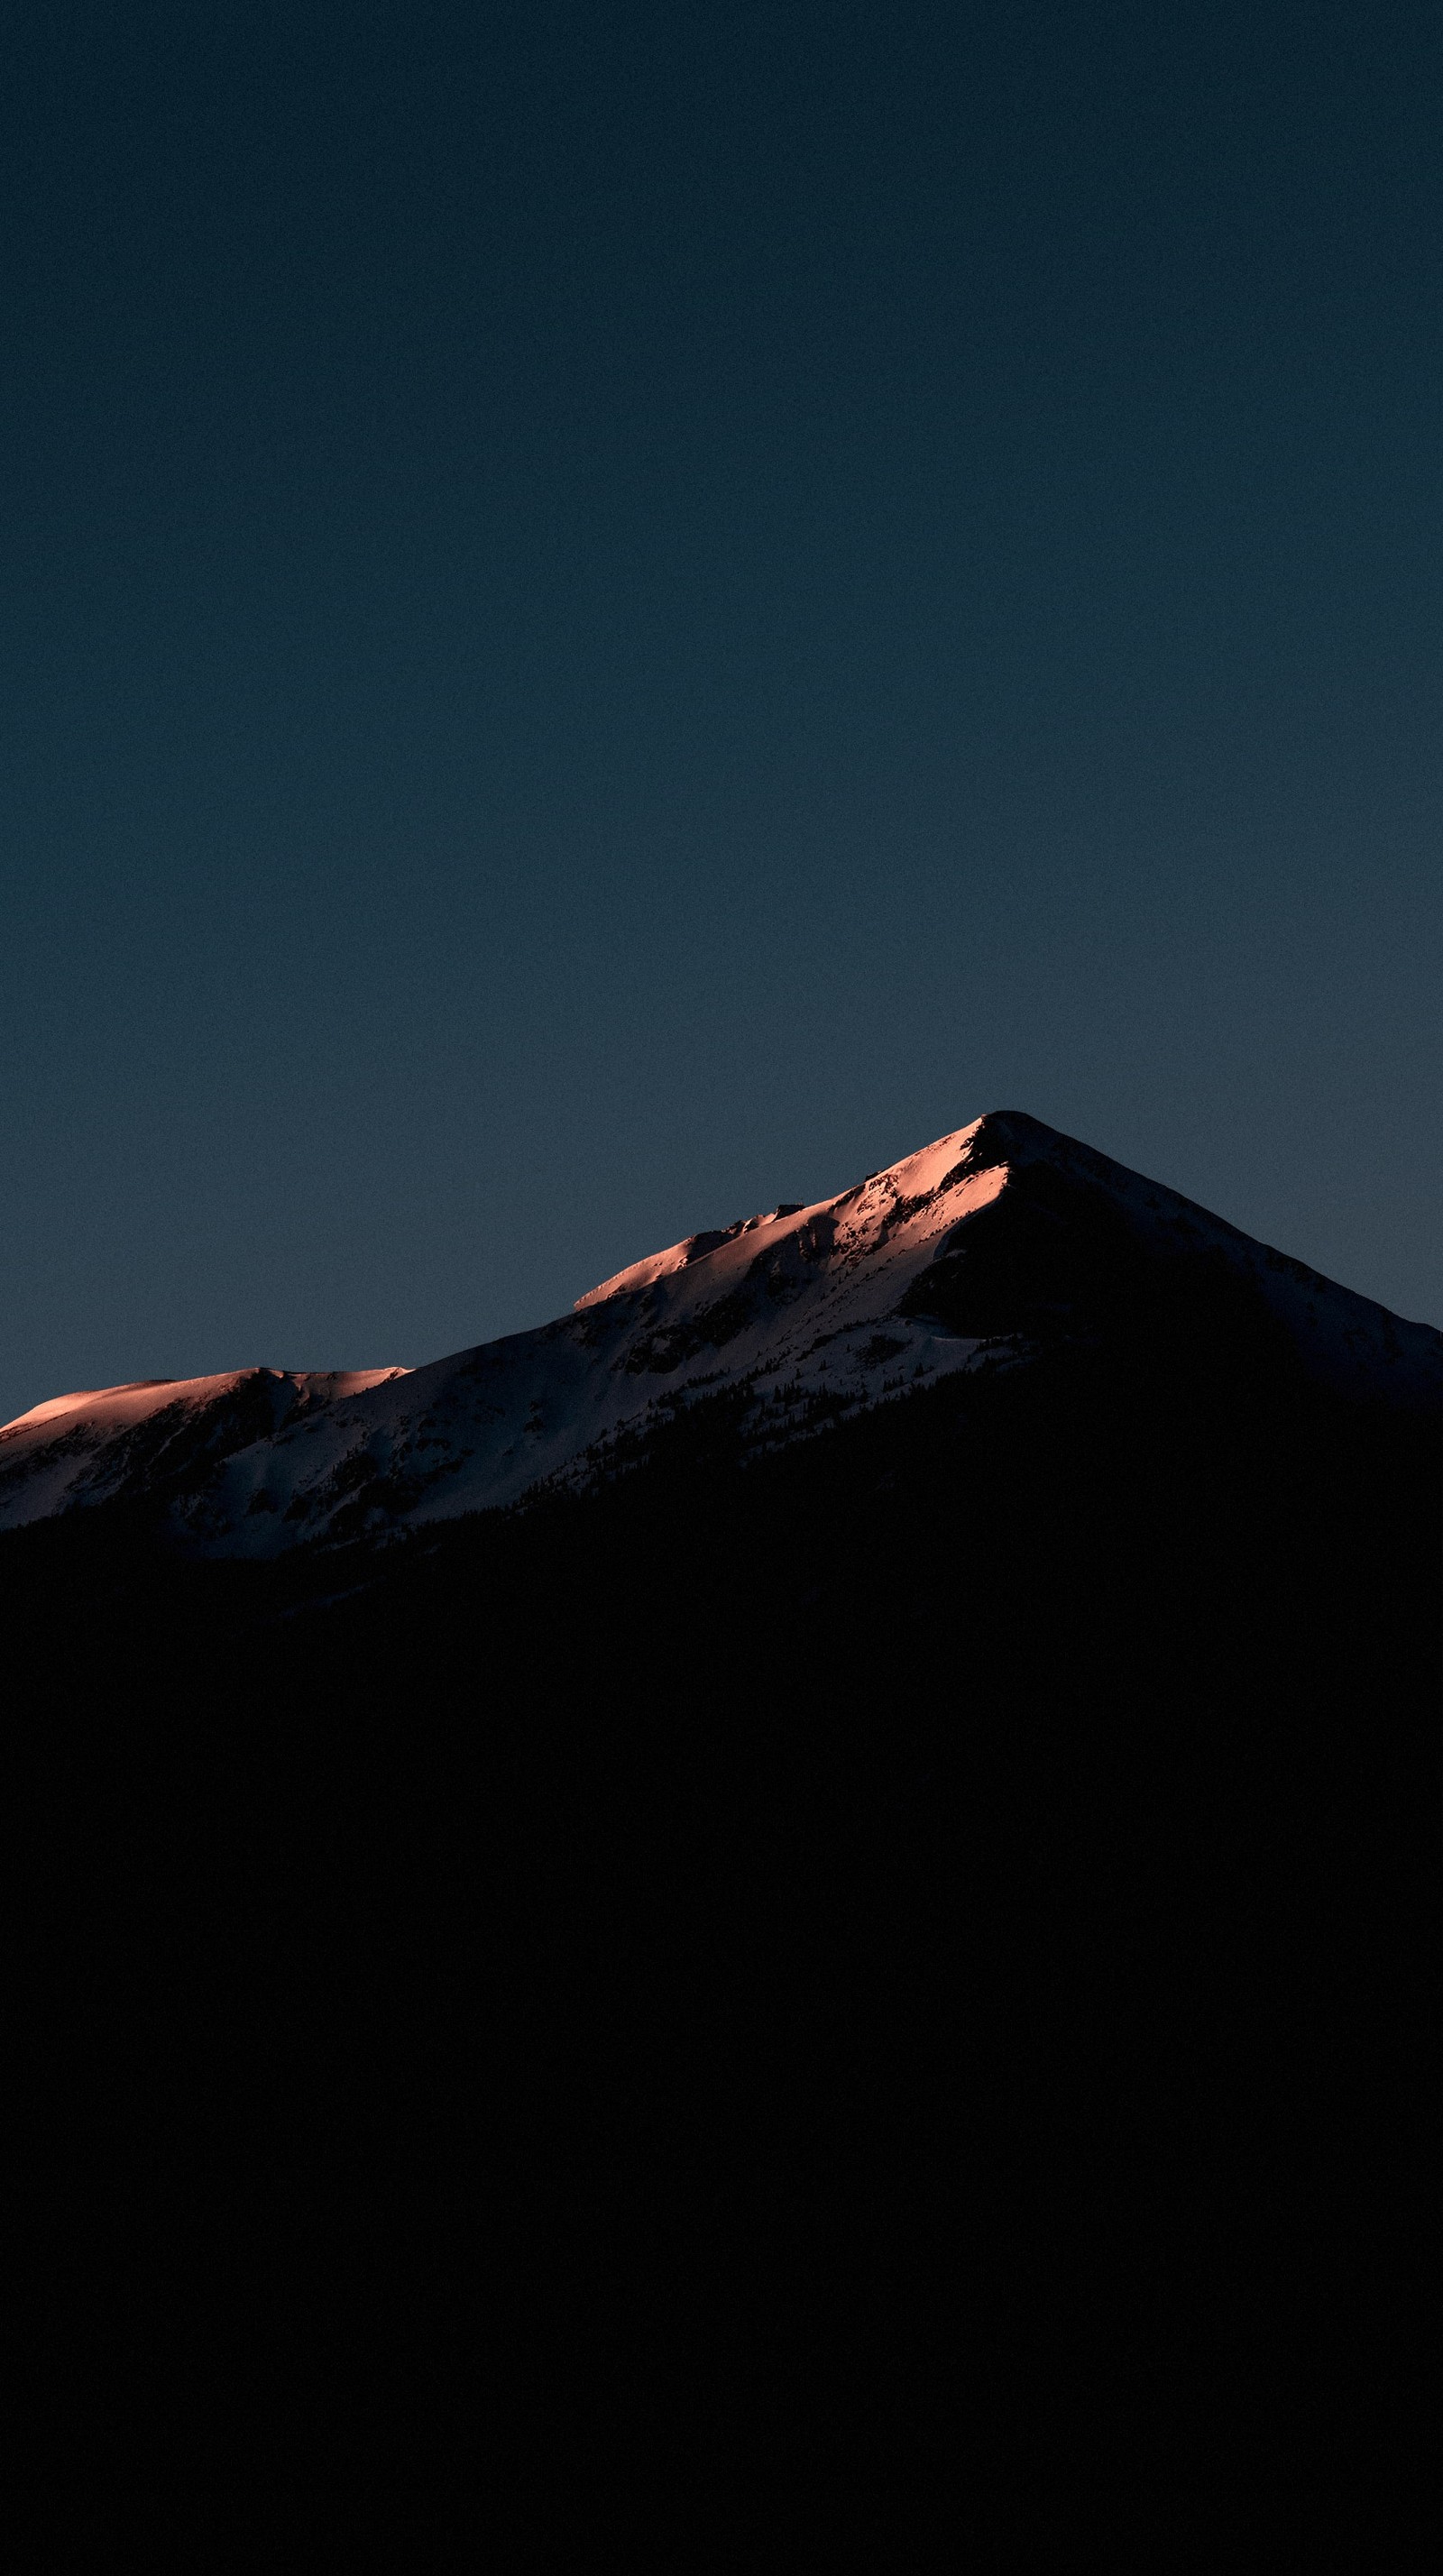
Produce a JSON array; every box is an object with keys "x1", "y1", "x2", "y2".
[
  {"x1": 574, "y1": 1114, "x2": 1004, "y2": 1315},
  {"x1": 1, "y1": 1113, "x2": 1437, "y2": 1553}
]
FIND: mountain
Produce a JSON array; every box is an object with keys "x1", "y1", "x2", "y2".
[
  {"x1": 2, "y1": 1106, "x2": 1436, "y2": 1553},
  {"x1": 11, "y1": 1108, "x2": 1435, "y2": 2560}
]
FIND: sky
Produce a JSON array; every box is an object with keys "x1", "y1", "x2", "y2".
[{"x1": 2, "y1": 0, "x2": 1439, "y2": 1420}]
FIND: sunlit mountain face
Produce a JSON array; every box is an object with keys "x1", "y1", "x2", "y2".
[{"x1": 3, "y1": 1108, "x2": 1437, "y2": 1555}]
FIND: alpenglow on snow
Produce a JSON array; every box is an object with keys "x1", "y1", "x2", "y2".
[{"x1": 3, "y1": 1110, "x2": 1438, "y2": 1554}]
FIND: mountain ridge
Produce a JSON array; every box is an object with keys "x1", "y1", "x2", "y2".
[{"x1": 3, "y1": 1107, "x2": 1437, "y2": 1554}]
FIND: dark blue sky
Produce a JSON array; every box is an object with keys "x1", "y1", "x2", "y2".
[{"x1": 3, "y1": 0, "x2": 1439, "y2": 1419}]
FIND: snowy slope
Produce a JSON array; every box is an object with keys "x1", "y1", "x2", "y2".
[
  {"x1": 2, "y1": 1110, "x2": 1437, "y2": 1554},
  {"x1": 0, "y1": 1370, "x2": 409, "y2": 1536}
]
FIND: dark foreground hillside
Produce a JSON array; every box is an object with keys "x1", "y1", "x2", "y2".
[{"x1": 10, "y1": 1286, "x2": 1438, "y2": 2562}]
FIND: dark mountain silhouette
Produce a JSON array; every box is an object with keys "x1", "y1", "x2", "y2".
[{"x1": 11, "y1": 1112, "x2": 1436, "y2": 2559}]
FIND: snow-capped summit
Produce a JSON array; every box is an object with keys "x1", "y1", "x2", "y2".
[{"x1": 1, "y1": 1110, "x2": 1437, "y2": 1554}]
